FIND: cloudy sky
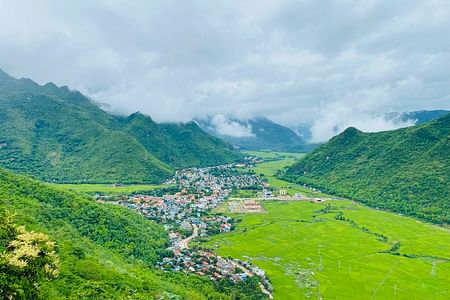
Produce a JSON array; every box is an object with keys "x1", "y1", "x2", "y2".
[{"x1": 1, "y1": 0, "x2": 450, "y2": 141}]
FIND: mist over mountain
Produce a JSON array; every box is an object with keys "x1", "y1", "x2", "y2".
[
  {"x1": 384, "y1": 110, "x2": 450, "y2": 126},
  {"x1": 0, "y1": 69, "x2": 240, "y2": 183},
  {"x1": 286, "y1": 109, "x2": 450, "y2": 143},
  {"x1": 196, "y1": 115, "x2": 317, "y2": 152},
  {"x1": 284, "y1": 112, "x2": 450, "y2": 223}
]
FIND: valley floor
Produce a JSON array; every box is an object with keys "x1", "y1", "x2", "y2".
[
  {"x1": 206, "y1": 200, "x2": 450, "y2": 299},
  {"x1": 52, "y1": 151, "x2": 450, "y2": 299},
  {"x1": 205, "y1": 151, "x2": 450, "y2": 299}
]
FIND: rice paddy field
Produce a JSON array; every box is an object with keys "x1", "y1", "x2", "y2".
[
  {"x1": 244, "y1": 150, "x2": 328, "y2": 197},
  {"x1": 205, "y1": 151, "x2": 450, "y2": 299},
  {"x1": 206, "y1": 200, "x2": 450, "y2": 299}
]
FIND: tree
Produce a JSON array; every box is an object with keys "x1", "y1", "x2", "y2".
[{"x1": 0, "y1": 212, "x2": 59, "y2": 299}]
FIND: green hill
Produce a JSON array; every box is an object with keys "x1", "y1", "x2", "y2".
[
  {"x1": 284, "y1": 113, "x2": 450, "y2": 224},
  {"x1": 0, "y1": 69, "x2": 240, "y2": 183},
  {"x1": 0, "y1": 168, "x2": 265, "y2": 299},
  {"x1": 122, "y1": 112, "x2": 239, "y2": 169}
]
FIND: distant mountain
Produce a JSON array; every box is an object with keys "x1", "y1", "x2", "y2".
[
  {"x1": 284, "y1": 112, "x2": 450, "y2": 224},
  {"x1": 0, "y1": 69, "x2": 240, "y2": 183},
  {"x1": 291, "y1": 123, "x2": 313, "y2": 141},
  {"x1": 385, "y1": 109, "x2": 450, "y2": 125},
  {"x1": 196, "y1": 115, "x2": 314, "y2": 152}
]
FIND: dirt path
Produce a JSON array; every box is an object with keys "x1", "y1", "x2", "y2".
[{"x1": 178, "y1": 224, "x2": 198, "y2": 249}]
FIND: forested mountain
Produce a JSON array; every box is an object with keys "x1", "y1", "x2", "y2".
[
  {"x1": 0, "y1": 168, "x2": 264, "y2": 299},
  {"x1": 284, "y1": 113, "x2": 450, "y2": 224},
  {"x1": 0, "y1": 69, "x2": 240, "y2": 183},
  {"x1": 196, "y1": 115, "x2": 314, "y2": 152},
  {"x1": 122, "y1": 112, "x2": 238, "y2": 169}
]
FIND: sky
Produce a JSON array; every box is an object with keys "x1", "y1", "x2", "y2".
[{"x1": 1, "y1": 0, "x2": 449, "y2": 142}]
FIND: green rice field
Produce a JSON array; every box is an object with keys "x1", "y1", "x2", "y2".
[
  {"x1": 244, "y1": 150, "x2": 328, "y2": 197},
  {"x1": 206, "y1": 200, "x2": 450, "y2": 299}
]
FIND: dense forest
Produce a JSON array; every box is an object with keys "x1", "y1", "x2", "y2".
[
  {"x1": 284, "y1": 113, "x2": 450, "y2": 224},
  {"x1": 122, "y1": 112, "x2": 238, "y2": 169},
  {"x1": 0, "y1": 69, "x2": 240, "y2": 184},
  {"x1": 0, "y1": 168, "x2": 266, "y2": 299}
]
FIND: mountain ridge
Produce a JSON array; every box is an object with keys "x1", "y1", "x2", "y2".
[
  {"x1": 284, "y1": 112, "x2": 450, "y2": 224},
  {"x1": 0, "y1": 70, "x2": 240, "y2": 183}
]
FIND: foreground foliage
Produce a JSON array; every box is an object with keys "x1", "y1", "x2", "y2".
[{"x1": 0, "y1": 213, "x2": 59, "y2": 299}]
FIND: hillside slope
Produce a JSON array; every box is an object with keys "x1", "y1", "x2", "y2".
[
  {"x1": 0, "y1": 168, "x2": 264, "y2": 299},
  {"x1": 122, "y1": 112, "x2": 239, "y2": 169},
  {"x1": 0, "y1": 69, "x2": 240, "y2": 183},
  {"x1": 284, "y1": 113, "x2": 450, "y2": 224}
]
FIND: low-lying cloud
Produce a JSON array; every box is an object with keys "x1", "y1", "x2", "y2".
[
  {"x1": 210, "y1": 115, "x2": 255, "y2": 138},
  {"x1": 309, "y1": 107, "x2": 416, "y2": 143},
  {"x1": 0, "y1": 0, "x2": 449, "y2": 142}
]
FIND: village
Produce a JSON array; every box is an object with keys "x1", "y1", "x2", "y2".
[{"x1": 97, "y1": 160, "x2": 274, "y2": 298}]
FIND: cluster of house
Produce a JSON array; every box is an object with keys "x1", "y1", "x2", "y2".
[
  {"x1": 158, "y1": 248, "x2": 272, "y2": 291},
  {"x1": 107, "y1": 162, "x2": 273, "y2": 298},
  {"x1": 175, "y1": 164, "x2": 263, "y2": 193},
  {"x1": 117, "y1": 163, "x2": 261, "y2": 240}
]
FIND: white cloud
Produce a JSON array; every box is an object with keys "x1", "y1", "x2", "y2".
[
  {"x1": 309, "y1": 101, "x2": 416, "y2": 143},
  {"x1": 0, "y1": 0, "x2": 449, "y2": 141},
  {"x1": 210, "y1": 115, "x2": 255, "y2": 138}
]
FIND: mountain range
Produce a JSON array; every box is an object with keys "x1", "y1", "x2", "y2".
[
  {"x1": 0, "y1": 69, "x2": 240, "y2": 183},
  {"x1": 196, "y1": 115, "x2": 317, "y2": 152},
  {"x1": 284, "y1": 112, "x2": 450, "y2": 224},
  {"x1": 196, "y1": 110, "x2": 450, "y2": 152}
]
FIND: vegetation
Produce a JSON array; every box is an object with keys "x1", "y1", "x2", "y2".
[
  {"x1": 0, "y1": 168, "x2": 260, "y2": 299},
  {"x1": 206, "y1": 200, "x2": 450, "y2": 299},
  {"x1": 284, "y1": 113, "x2": 450, "y2": 224},
  {"x1": 0, "y1": 69, "x2": 240, "y2": 184},
  {"x1": 0, "y1": 213, "x2": 59, "y2": 299},
  {"x1": 123, "y1": 112, "x2": 240, "y2": 169},
  {"x1": 242, "y1": 151, "x2": 330, "y2": 197}
]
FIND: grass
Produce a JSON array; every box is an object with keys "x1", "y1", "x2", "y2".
[
  {"x1": 49, "y1": 183, "x2": 168, "y2": 194},
  {"x1": 231, "y1": 189, "x2": 259, "y2": 198},
  {"x1": 206, "y1": 200, "x2": 450, "y2": 299},
  {"x1": 243, "y1": 150, "x2": 305, "y2": 161}
]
